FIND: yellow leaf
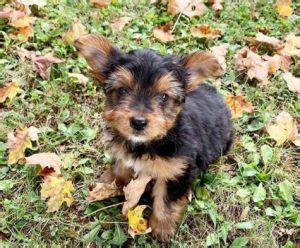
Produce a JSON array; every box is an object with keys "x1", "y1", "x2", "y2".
[
  {"x1": 276, "y1": 0, "x2": 293, "y2": 17},
  {"x1": 7, "y1": 128, "x2": 32, "y2": 165},
  {"x1": 9, "y1": 15, "x2": 35, "y2": 28},
  {"x1": 63, "y1": 18, "x2": 87, "y2": 45},
  {"x1": 40, "y1": 176, "x2": 74, "y2": 212},
  {"x1": 266, "y1": 111, "x2": 299, "y2": 146},
  {"x1": 0, "y1": 82, "x2": 20, "y2": 103},
  {"x1": 225, "y1": 95, "x2": 254, "y2": 119},
  {"x1": 127, "y1": 205, "x2": 151, "y2": 238}
]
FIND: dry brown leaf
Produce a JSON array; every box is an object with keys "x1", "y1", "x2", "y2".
[
  {"x1": 167, "y1": 0, "x2": 205, "y2": 17},
  {"x1": 122, "y1": 174, "x2": 152, "y2": 215},
  {"x1": 31, "y1": 53, "x2": 63, "y2": 80},
  {"x1": 9, "y1": 15, "x2": 35, "y2": 28},
  {"x1": 41, "y1": 175, "x2": 74, "y2": 212},
  {"x1": 87, "y1": 181, "x2": 123, "y2": 202},
  {"x1": 262, "y1": 54, "x2": 292, "y2": 74},
  {"x1": 210, "y1": 44, "x2": 228, "y2": 72},
  {"x1": 127, "y1": 205, "x2": 151, "y2": 238},
  {"x1": 254, "y1": 32, "x2": 282, "y2": 49},
  {"x1": 278, "y1": 33, "x2": 300, "y2": 57},
  {"x1": 111, "y1": 17, "x2": 131, "y2": 31},
  {"x1": 0, "y1": 82, "x2": 20, "y2": 103},
  {"x1": 16, "y1": 47, "x2": 32, "y2": 61},
  {"x1": 63, "y1": 18, "x2": 87, "y2": 45},
  {"x1": 225, "y1": 95, "x2": 254, "y2": 119},
  {"x1": 276, "y1": 0, "x2": 293, "y2": 17},
  {"x1": 28, "y1": 126, "x2": 39, "y2": 142},
  {"x1": 282, "y1": 72, "x2": 300, "y2": 93},
  {"x1": 266, "y1": 111, "x2": 299, "y2": 146},
  {"x1": 91, "y1": 0, "x2": 111, "y2": 8},
  {"x1": 7, "y1": 128, "x2": 33, "y2": 165},
  {"x1": 191, "y1": 24, "x2": 221, "y2": 39},
  {"x1": 24, "y1": 153, "x2": 61, "y2": 176},
  {"x1": 234, "y1": 47, "x2": 269, "y2": 82},
  {"x1": 211, "y1": 0, "x2": 223, "y2": 11},
  {"x1": 152, "y1": 23, "x2": 175, "y2": 43}
]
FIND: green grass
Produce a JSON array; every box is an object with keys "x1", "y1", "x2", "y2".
[{"x1": 0, "y1": 0, "x2": 299, "y2": 247}]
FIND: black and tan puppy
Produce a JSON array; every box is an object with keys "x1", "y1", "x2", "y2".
[{"x1": 75, "y1": 34, "x2": 233, "y2": 242}]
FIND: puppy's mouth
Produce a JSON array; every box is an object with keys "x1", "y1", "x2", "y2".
[{"x1": 128, "y1": 132, "x2": 148, "y2": 144}]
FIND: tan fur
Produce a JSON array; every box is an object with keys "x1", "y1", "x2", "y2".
[
  {"x1": 106, "y1": 137, "x2": 187, "y2": 180},
  {"x1": 150, "y1": 179, "x2": 188, "y2": 242},
  {"x1": 74, "y1": 34, "x2": 115, "y2": 82},
  {"x1": 113, "y1": 67, "x2": 134, "y2": 88},
  {"x1": 182, "y1": 51, "x2": 222, "y2": 92}
]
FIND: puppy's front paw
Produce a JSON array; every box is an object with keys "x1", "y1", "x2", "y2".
[{"x1": 149, "y1": 214, "x2": 176, "y2": 242}]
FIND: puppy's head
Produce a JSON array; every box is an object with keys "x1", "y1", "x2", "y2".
[{"x1": 75, "y1": 34, "x2": 222, "y2": 144}]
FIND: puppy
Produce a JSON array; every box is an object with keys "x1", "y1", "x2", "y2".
[{"x1": 75, "y1": 34, "x2": 233, "y2": 242}]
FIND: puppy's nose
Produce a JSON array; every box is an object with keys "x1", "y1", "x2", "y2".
[{"x1": 130, "y1": 116, "x2": 148, "y2": 131}]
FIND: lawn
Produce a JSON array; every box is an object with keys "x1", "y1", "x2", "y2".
[{"x1": 0, "y1": 0, "x2": 299, "y2": 247}]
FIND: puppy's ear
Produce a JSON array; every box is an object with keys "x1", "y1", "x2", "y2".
[
  {"x1": 74, "y1": 34, "x2": 120, "y2": 83},
  {"x1": 181, "y1": 52, "x2": 222, "y2": 92}
]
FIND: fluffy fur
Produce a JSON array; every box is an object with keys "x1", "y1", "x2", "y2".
[{"x1": 75, "y1": 34, "x2": 233, "y2": 242}]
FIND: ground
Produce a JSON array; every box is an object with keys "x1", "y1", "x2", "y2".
[{"x1": 0, "y1": 0, "x2": 299, "y2": 247}]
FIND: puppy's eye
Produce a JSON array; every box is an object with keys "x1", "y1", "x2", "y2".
[
  {"x1": 118, "y1": 87, "x2": 128, "y2": 96},
  {"x1": 160, "y1": 93, "x2": 169, "y2": 102}
]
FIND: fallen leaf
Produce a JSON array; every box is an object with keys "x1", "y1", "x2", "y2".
[
  {"x1": 276, "y1": 0, "x2": 293, "y2": 17},
  {"x1": 24, "y1": 153, "x2": 61, "y2": 176},
  {"x1": 167, "y1": 0, "x2": 205, "y2": 17},
  {"x1": 40, "y1": 175, "x2": 74, "y2": 212},
  {"x1": 234, "y1": 47, "x2": 269, "y2": 82},
  {"x1": 254, "y1": 32, "x2": 282, "y2": 49},
  {"x1": 9, "y1": 15, "x2": 35, "y2": 28},
  {"x1": 68, "y1": 73, "x2": 89, "y2": 84},
  {"x1": 262, "y1": 54, "x2": 292, "y2": 74},
  {"x1": 282, "y1": 72, "x2": 300, "y2": 93},
  {"x1": 16, "y1": 47, "x2": 32, "y2": 61},
  {"x1": 31, "y1": 53, "x2": 63, "y2": 80},
  {"x1": 191, "y1": 24, "x2": 221, "y2": 39},
  {"x1": 278, "y1": 33, "x2": 300, "y2": 57},
  {"x1": 63, "y1": 18, "x2": 87, "y2": 45},
  {"x1": 28, "y1": 126, "x2": 39, "y2": 142},
  {"x1": 91, "y1": 0, "x2": 111, "y2": 8},
  {"x1": 111, "y1": 17, "x2": 131, "y2": 31},
  {"x1": 210, "y1": 44, "x2": 228, "y2": 72},
  {"x1": 122, "y1": 174, "x2": 152, "y2": 215},
  {"x1": 211, "y1": 0, "x2": 223, "y2": 11},
  {"x1": 0, "y1": 82, "x2": 20, "y2": 103},
  {"x1": 127, "y1": 205, "x2": 151, "y2": 238},
  {"x1": 152, "y1": 23, "x2": 175, "y2": 43},
  {"x1": 7, "y1": 128, "x2": 33, "y2": 165},
  {"x1": 225, "y1": 95, "x2": 254, "y2": 119},
  {"x1": 0, "y1": 7, "x2": 25, "y2": 21},
  {"x1": 266, "y1": 111, "x2": 299, "y2": 146},
  {"x1": 87, "y1": 181, "x2": 123, "y2": 202},
  {"x1": 12, "y1": 26, "x2": 34, "y2": 42},
  {"x1": 18, "y1": 0, "x2": 47, "y2": 7}
]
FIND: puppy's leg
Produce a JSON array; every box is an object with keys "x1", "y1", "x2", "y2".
[{"x1": 150, "y1": 179, "x2": 189, "y2": 242}]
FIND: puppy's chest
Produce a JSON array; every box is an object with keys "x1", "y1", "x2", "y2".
[{"x1": 108, "y1": 143, "x2": 186, "y2": 180}]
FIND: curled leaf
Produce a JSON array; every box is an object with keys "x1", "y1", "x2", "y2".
[
  {"x1": 87, "y1": 181, "x2": 123, "y2": 202},
  {"x1": 31, "y1": 53, "x2": 63, "y2": 80},
  {"x1": 127, "y1": 205, "x2": 151, "y2": 238},
  {"x1": 63, "y1": 18, "x2": 87, "y2": 45},
  {"x1": 7, "y1": 128, "x2": 33, "y2": 165},
  {"x1": 91, "y1": 0, "x2": 111, "y2": 8},
  {"x1": 282, "y1": 72, "x2": 300, "y2": 93},
  {"x1": 210, "y1": 44, "x2": 228, "y2": 72},
  {"x1": 122, "y1": 174, "x2": 152, "y2": 215},
  {"x1": 0, "y1": 82, "x2": 20, "y2": 103},
  {"x1": 225, "y1": 95, "x2": 254, "y2": 119}
]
